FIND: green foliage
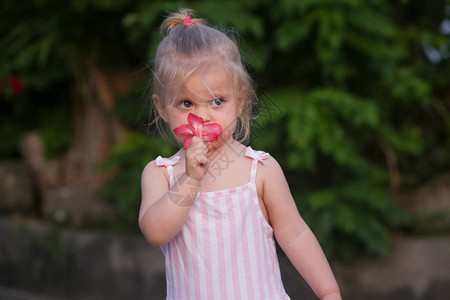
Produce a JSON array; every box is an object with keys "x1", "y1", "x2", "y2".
[
  {"x1": 301, "y1": 181, "x2": 410, "y2": 259},
  {"x1": 247, "y1": 0, "x2": 449, "y2": 258},
  {"x1": 2, "y1": 0, "x2": 449, "y2": 259},
  {"x1": 253, "y1": 87, "x2": 405, "y2": 258}
]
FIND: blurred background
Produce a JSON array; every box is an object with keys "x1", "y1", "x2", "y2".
[{"x1": 1, "y1": 0, "x2": 449, "y2": 299}]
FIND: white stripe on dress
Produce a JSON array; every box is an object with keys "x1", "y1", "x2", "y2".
[
  {"x1": 222, "y1": 196, "x2": 234, "y2": 298},
  {"x1": 239, "y1": 190, "x2": 256, "y2": 298},
  {"x1": 200, "y1": 199, "x2": 213, "y2": 299},
  {"x1": 244, "y1": 190, "x2": 260, "y2": 298},
  {"x1": 215, "y1": 196, "x2": 228, "y2": 299},
  {"x1": 234, "y1": 191, "x2": 249, "y2": 299},
  {"x1": 208, "y1": 200, "x2": 222, "y2": 300},
  {"x1": 228, "y1": 194, "x2": 242, "y2": 298}
]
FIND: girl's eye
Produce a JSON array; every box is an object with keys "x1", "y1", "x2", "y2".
[
  {"x1": 212, "y1": 97, "x2": 224, "y2": 106},
  {"x1": 180, "y1": 100, "x2": 193, "y2": 108}
]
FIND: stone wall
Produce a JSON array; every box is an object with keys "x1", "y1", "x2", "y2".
[
  {"x1": 333, "y1": 236, "x2": 450, "y2": 300},
  {"x1": 0, "y1": 217, "x2": 449, "y2": 299},
  {"x1": 0, "y1": 218, "x2": 165, "y2": 300},
  {"x1": 0, "y1": 162, "x2": 35, "y2": 213}
]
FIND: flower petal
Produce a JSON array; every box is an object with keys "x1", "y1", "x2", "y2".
[
  {"x1": 173, "y1": 124, "x2": 194, "y2": 136},
  {"x1": 182, "y1": 135, "x2": 193, "y2": 150},
  {"x1": 188, "y1": 113, "x2": 204, "y2": 136},
  {"x1": 202, "y1": 123, "x2": 222, "y2": 137},
  {"x1": 203, "y1": 135, "x2": 219, "y2": 142},
  {"x1": 173, "y1": 113, "x2": 222, "y2": 148},
  {"x1": 188, "y1": 113, "x2": 204, "y2": 126}
]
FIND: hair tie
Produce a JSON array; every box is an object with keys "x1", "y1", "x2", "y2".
[{"x1": 183, "y1": 16, "x2": 194, "y2": 26}]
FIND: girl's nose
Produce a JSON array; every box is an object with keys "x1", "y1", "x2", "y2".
[{"x1": 194, "y1": 108, "x2": 211, "y2": 122}]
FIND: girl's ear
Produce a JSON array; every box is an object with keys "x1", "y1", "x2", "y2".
[{"x1": 153, "y1": 94, "x2": 168, "y2": 122}]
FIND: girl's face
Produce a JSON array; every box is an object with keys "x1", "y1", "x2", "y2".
[{"x1": 154, "y1": 63, "x2": 244, "y2": 149}]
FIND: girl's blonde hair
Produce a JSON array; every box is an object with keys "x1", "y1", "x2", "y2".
[{"x1": 151, "y1": 8, "x2": 256, "y2": 142}]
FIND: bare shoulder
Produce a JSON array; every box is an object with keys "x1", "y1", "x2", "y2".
[
  {"x1": 257, "y1": 154, "x2": 285, "y2": 181},
  {"x1": 142, "y1": 151, "x2": 184, "y2": 185},
  {"x1": 142, "y1": 159, "x2": 167, "y2": 181},
  {"x1": 141, "y1": 159, "x2": 171, "y2": 195},
  {"x1": 256, "y1": 153, "x2": 292, "y2": 209},
  {"x1": 254, "y1": 153, "x2": 289, "y2": 204}
]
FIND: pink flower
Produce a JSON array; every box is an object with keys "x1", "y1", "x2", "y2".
[
  {"x1": 7, "y1": 76, "x2": 24, "y2": 97},
  {"x1": 173, "y1": 113, "x2": 222, "y2": 149}
]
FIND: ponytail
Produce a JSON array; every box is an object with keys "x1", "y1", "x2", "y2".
[{"x1": 160, "y1": 8, "x2": 203, "y2": 35}]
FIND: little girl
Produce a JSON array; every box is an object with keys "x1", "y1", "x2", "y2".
[{"x1": 139, "y1": 9, "x2": 342, "y2": 300}]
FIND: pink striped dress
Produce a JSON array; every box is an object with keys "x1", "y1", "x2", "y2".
[{"x1": 155, "y1": 146, "x2": 291, "y2": 300}]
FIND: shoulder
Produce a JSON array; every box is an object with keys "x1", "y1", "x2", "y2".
[
  {"x1": 141, "y1": 159, "x2": 166, "y2": 185},
  {"x1": 141, "y1": 153, "x2": 182, "y2": 185},
  {"x1": 142, "y1": 159, "x2": 161, "y2": 174},
  {"x1": 245, "y1": 146, "x2": 286, "y2": 186},
  {"x1": 257, "y1": 154, "x2": 284, "y2": 180},
  {"x1": 250, "y1": 150, "x2": 288, "y2": 197},
  {"x1": 244, "y1": 146, "x2": 280, "y2": 170}
]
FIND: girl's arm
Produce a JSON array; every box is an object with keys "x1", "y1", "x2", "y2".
[
  {"x1": 259, "y1": 157, "x2": 341, "y2": 300},
  {"x1": 139, "y1": 137, "x2": 208, "y2": 246},
  {"x1": 139, "y1": 164, "x2": 199, "y2": 246}
]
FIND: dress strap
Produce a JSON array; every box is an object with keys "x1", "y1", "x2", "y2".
[
  {"x1": 155, "y1": 156, "x2": 181, "y2": 188},
  {"x1": 244, "y1": 146, "x2": 269, "y2": 183}
]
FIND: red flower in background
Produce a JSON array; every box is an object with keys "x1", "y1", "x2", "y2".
[
  {"x1": 173, "y1": 113, "x2": 222, "y2": 149},
  {"x1": 7, "y1": 76, "x2": 24, "y2": 97}
]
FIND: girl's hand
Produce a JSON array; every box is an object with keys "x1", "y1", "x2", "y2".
[{"x1": 185, "y1": 136, "x2": 209, "y2": 181}]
